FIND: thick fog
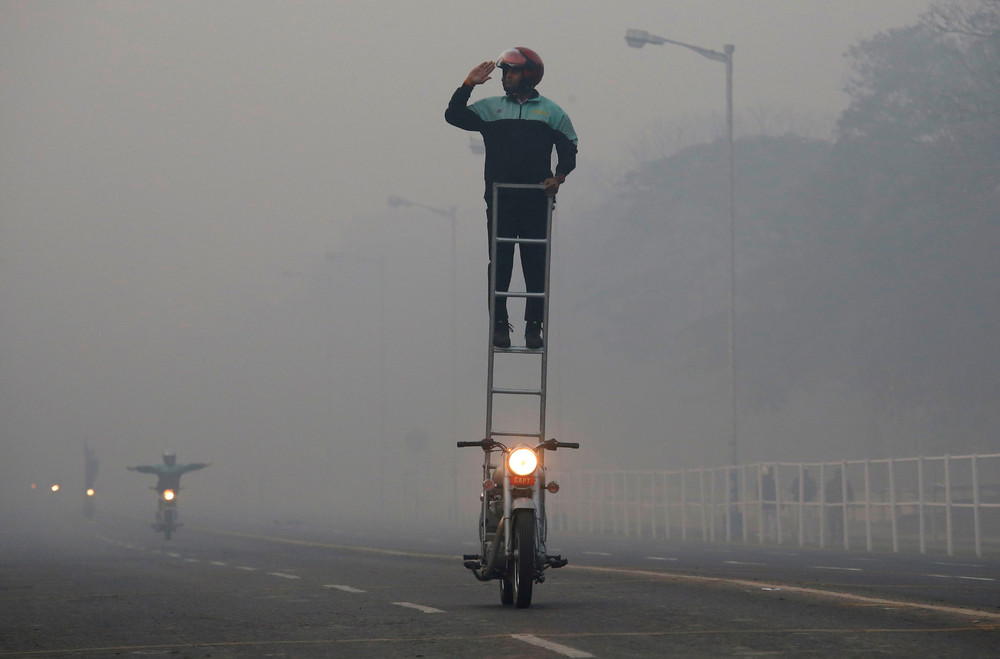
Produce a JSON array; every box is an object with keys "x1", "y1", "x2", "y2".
[{"x1": 2, "y1": 1, "x2": 943, "y2": 525}]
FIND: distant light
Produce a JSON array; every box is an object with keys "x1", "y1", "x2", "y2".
[
  {"x1": 86, "y1": 488, "x2": 96, "y2": 497},
  {"x1": 31, "y1": 483, "x2": 37, "y2": 490},
  {"x1": 51, "y1": 484, "x2": 60, "y2": 492}
]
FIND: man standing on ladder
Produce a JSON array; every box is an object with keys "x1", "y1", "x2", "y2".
[{"x1": 445, "y1": 47, "x2": 578, "y2": 349}]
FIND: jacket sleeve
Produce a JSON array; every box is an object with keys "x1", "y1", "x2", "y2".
[
  {"x1": 553, "y1": 118, "x2": 578, "y2": 179},
  {"x1": 445, "y1": 83, "x2": 484, "y2": 132},
  {"x1": 180, "y1": 463, "x2": 210, "y2": 474},
  {"x1": 132, "y1": 465, "x2": 158, "y2": 474}
]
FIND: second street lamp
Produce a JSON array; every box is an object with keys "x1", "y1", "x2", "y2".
[{"x1": 626, "y1": 29, "x2": 738, "y2": 469}]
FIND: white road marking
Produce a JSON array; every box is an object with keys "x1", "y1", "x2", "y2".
[
  {"x1": 512, "y1": 634, "x2": 594, "y2": 658},
  {"x1": 235, "y1": 566, "x2": 257, "y2": 571},
  {"x1": 583, "y1": 551, "x2": 612, "y2": 556},
  {"x1": 933, "y1": 561, "x2": 982, "y2": 568},
  {"x1": 184, "y1": 558, "x2": 199, "y2": 563},
  {"x1": 644, "y1": 556, "x2": 678, "y2": 561},
  {"x1": 725, "y1": 560, "x2": 765, "y2": 566},
  {"x1": 957, "y1": 576, "x2": 995, "y2": 582},
  {"x1": 166, "y1": 552, "x2": 181, "y2": 558},
  {"x1": 392, "y1": 601, "x2": 444, "y2": 614},
  {"x1": 268, "y1": 571, "x2": 300, "y2": 580},
  {"x1": 814, "y1": 566, "x2": 863, "y2": 571},
  {"x1": 324, "y1": 584, "x2": 366, "y2": 593},
  {"x1": 210, "y1": 561, "x2": 227, "y2": 566}
]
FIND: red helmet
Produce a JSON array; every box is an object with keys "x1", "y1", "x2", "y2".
[{"x1": 496, "y1": 46, "x2": 544, "y2": 88}]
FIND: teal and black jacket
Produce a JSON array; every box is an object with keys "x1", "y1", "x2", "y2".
[{"x1": 446, "y1": 83, "x2": 578, "y2": 202}]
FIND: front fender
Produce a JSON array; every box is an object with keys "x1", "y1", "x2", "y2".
[{"x1": 511, "y1": 497, "x2": 536, "y2": 511}]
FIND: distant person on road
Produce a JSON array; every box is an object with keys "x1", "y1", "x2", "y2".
[
  {"x1": 445, "y1": 47, "x2": 578, "y2": 350},
  {"x1": 790, "y1": 468, "x2": 818, "y2": 542},
  {"x1": 824, "y1": 468, "x2": 854, "y2": 543},
  {"x1": 760, "y1": 465, "x2": 778, "y2": 542},
  {"x1": 128, "y1": 452, "x2": 211, "y2": 494}
]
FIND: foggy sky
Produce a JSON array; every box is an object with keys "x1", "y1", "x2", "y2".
[{"x1": 1, "y1": 0, "x2": 931, "y2": 521}]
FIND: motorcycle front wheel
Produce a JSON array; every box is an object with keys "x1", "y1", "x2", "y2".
[
  {"x1": 512, "y1": 511, "x2": 535, "y2": 608},
  {"x1": 163, "y1": 509, "x2": 174, "y2": 540}
]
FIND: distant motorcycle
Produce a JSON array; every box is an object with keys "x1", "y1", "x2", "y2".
[
  {"x1": 457, "y1": 437, "x2": 579, "y2": 608},
  {"x1": 153, "y1": 488, "x2": 181, "y2": 540},
  {"x1": 83, "y1": 488, "x2": 96, "y2": 520}
]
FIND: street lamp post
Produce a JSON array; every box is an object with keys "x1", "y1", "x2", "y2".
[
  {"x1": 387, "y1": 196, "x2": 460, "y2": 520},
  {"x1": 626, "y1": 29, "x2": 738, "y2": 467}
]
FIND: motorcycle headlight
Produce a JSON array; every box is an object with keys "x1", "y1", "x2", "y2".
[
  {"x1": 508, "y1": 448, "x2": 538, "y2": 476},
  {"x1": 163, "y1": 489, "x2": 176, "y2": 501},
  {"x1": 86, "y1": 488, "x2": 95, "y2": 497}
]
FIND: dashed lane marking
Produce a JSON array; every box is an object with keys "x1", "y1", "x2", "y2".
[
  {"x1": 725, "y1": 560, "x2": 766, "y2": 566},
  {"x1": 325, "y1": 584, "x2": 366, "y2": 593},
  {"x1": 210, "y1": 561, "x2": 227, "y2": 566},
  {"x1": 572, "y1": 564, "x2": 1000, "y2": 623},
  {"x1": 583, "y1": 551, "x2": 612, "y2": 556},
  {"x1": 268, "y1": 572, "x2": 300, "y2": 580},
  {"x1": 392, "y1": 601, "x2": 444, "y2": 614},
  {"x1": 644, "y1": 556, "x2": 678, "y2": 561},
  {"x1": 235, "y1": 566, "x2": 257, "y2": 571},
  {"x1": 814, "y1": 566, "x2": 863, "y2": 572},
  {"x1": 512, "y1": 633, "x2": 595, "y2": 658}
]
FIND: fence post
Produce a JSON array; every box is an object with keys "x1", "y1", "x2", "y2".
[
  {"x1": 972, "y1": 454, "x2": 981, "y2": 558},
  {"x1": 681, "y1": 469, "x2": 689, "y2": 542},
  {"x1": 917, "y1": 457, "x2": 925, "y2": 554},
  {"x1": 841, "y1": 460, "x2": 850, "y2": 551},
  {"x1": 889, "y1": 458, "x2": 898, "y2": 553},
  {"x1": 819, "y1": 462, "x2": 827, "y2": 549},
  {"x1": 796, "y1": 463, "x2": 805, "y2": 547},
  {"x1": 664, "y1": 471, "x2": 671, "y2": 540},
  {"x1": 864, "y1": 460, "x2": 873, "y2": 552},
  {"x1": 945, "y1": 454, "x2": 953, "y2": 556}
]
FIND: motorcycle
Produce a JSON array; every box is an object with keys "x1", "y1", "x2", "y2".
[
  {"x1": 152, "y1": 487, "x2": 181, "y2": 540},
  {"x1": 83, "y1": 487, "x2": 96, "y2": 520},
  {"x1": 457, "y1": 437, "x2": 580, "y2": 608}
]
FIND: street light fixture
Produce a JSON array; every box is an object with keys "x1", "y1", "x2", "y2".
[{"x1": 626, "y1": 28, "x2": 738, "y2": 468}]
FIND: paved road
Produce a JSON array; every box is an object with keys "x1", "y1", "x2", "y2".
[{"x1": 2, "y1": 504, "x2": 999, "y2": 657}]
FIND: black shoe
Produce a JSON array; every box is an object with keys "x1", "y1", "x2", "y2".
[
  {"x1": 493, "y1": 320, "x2": 512, "y2": 348},
  {"x1": 525, "y1": 321, "x2": 543, "y2": 349}
]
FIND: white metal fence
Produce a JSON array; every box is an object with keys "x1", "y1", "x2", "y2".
[{"x1": 546, "y1": 453, "x2": 1000, "y2": 558}]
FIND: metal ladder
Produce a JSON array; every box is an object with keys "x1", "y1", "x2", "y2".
[{"x1": 486, "y1": 183, "x2": 554, "y2": 446}]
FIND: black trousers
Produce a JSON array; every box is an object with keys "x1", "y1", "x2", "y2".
[{"x1": 486, "y1": 189, "x2": 549, "y2": 324}]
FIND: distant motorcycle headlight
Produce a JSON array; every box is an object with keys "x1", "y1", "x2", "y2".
[
  {"x1": 508, "y1": 448, "x2": 538, "y2": 476},
  {"x1": 86, "y1": 488, "x2": 95, "y2": 497},
  {"x1": 163, "y1": 489, "x2": 176, "y2": 501}
]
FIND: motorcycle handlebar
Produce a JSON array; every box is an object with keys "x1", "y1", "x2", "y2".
[{"x1": 457, "y1": 439, "x2": 496, "y2": 449}]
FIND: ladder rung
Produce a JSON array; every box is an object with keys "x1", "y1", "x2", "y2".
[
  {"x1": 491, "y1": 387, "x2": 542, "y2": 396},
  {"x1": 496, "y1": 237, "x2": 548, "y2": 245},
  {"x1": 491, "y1": 431, "x2": 544, "y2": 439},
  {"x1": 492, "y1": 346, "x2": 545, "y2": 354},
  {"x1": 496, "y1": 291, "x2": 545, "y2": 299}
]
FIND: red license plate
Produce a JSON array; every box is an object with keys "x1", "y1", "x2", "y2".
[{"x1": 510, "y1": 475, "x2": 535, "y2": 487}]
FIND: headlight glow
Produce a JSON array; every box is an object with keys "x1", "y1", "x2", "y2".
[
  {"x1": 86, "y1": 488, "x2": 95, "y2": 497},
  {"x1": 508, "y1": 448, "x2": 538, "y2": 476},
  {"x1": 163, "y1": 489, "x2": 175, "y2": 501}
]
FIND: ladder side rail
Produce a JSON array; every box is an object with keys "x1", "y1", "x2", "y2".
[
  {"x1": 538, "y1": 192, "x2": 554, "y2": 467},
  {"x1": 485, "y1": 184, "x2": 502, "y2": 441}
]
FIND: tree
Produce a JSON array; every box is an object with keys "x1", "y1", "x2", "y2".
[{"x1": 837, "y1": 1, "x2": 1000, "y2": 194}]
